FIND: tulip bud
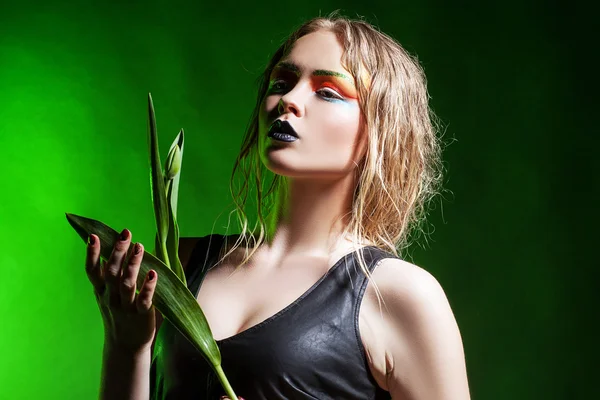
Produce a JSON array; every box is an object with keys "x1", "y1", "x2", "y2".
[{"x1": 165, "y1": 144, "x2": 182, "y2": 180}]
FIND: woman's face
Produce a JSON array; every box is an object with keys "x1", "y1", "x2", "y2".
[{"x1": 258, "y1": 30, "x2": 365, "y2": 180}]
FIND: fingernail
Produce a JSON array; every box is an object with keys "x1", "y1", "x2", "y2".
[
  {"x1": 88, "y1": 235, "x2": 96, "y2": 246},
  {"x1": 119, "y1": 229, "x2": 128, "y2": 241},
  {"x1": 148, "y1": 270, "x2": 155, "y2": 281},
  {"x1": 134, "y1": 243, "x2": 141, "y2": 254}
]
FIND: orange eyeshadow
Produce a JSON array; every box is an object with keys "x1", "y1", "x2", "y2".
[{"x1": 313, "y1": 77, "x2": 358, "y2": 99}]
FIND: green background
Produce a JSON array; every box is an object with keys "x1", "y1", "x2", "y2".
[{"x1": 0, "y1": 0, "x2": 596, "y2": 399}]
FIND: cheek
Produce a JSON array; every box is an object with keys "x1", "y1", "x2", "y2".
[
  {"x1": 263, "y1": 96, "x2": 279, "y2": 113},
  {"x1": 259, "y1": 97, "x2": 276, "y2": 129},
  {"x1": 318, "y1": 105, "x2": 362, "y2": 147}
]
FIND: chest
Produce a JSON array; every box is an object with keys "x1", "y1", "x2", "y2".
[
  {"x1": 196, "y1": 254, "x2": 336, "y2": 341},
  {"x1": 193, "y1": 253, "x2": 390, "y2": 390}
]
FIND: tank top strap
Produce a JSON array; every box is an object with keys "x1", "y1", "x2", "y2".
[
  {"x1": 338, "y1": 245, "x2": 397, "y2": 291},
  {"x1": 185, "y1": 233, "x2": 226, "y2": 294}
]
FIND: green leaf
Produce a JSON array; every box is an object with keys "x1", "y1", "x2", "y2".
[
  {"x1": 148, "y1": 93, "x2": 169, "y2": 266},
  {"x1": 154, "y1": 234, "x2": 162, "y2": 261}
]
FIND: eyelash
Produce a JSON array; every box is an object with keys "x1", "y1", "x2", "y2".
[{"x1": 269, "y1": 80, "x2": 344, "y2": 101}]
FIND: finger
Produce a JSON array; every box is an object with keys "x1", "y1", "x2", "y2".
[
  {"x1": 120, "y1": 242, "x2": 144, "y2": 310},
  {"x1": 104, "y1": 229, "x2": 131, "y2": 307},
  {"x1": 136, "y1": 270, "x2": 157, "y2": 314},
  {"x1": 85, "y1": 234, "x2": 105, "y2": 294}
]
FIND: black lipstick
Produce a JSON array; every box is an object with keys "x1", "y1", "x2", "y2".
[{"x1": 267, "y1": 120, "x2": 299, "y2": 143}]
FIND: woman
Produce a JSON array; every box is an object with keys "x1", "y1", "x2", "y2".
[{"x1": 86, "y1": 13, "x2": 471, "y2": 400}]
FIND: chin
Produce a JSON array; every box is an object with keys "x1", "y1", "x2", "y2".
[
  {"x1": 260, "y1": 156, "x2": 301, "y2": 178},
  {"x1": 259, "y1": 148, "x2": 355, "y2": 179},
  {"x1": 262, "y1": 160, "x2": 351, "y2": 181}
]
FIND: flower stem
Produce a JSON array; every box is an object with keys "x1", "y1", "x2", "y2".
[
  {"x1": 214, "y1": 364, "x2": 238, "y2": 400},
  {"x1": 160, "y1": 241, "x2": 171, "y2": 269}
]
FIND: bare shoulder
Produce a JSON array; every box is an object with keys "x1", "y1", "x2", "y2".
[
  {"x1": 372, "y1": 258, "x2": 447, "y2": 309},
  {"x1": 367, "y1": 258, "x2": 471, "y2": 399}
]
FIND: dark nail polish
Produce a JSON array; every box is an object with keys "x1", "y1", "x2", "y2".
[
  {"x1": 134, "y1": 243, "x2": 141, "y2": 254},
  {"x1": 88, "y1": 235, "x2": 95, "y2": 246},
  {"x1": 119, "y1": 229, "x2": 128, "y2": 241},
  {"x1": 148, "y1": 271, "x2": 155, "y2": 281}
]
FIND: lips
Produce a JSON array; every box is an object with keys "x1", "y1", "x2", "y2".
[{"x1": 267, "y1": 120, "x2": 299, "y2": 139}]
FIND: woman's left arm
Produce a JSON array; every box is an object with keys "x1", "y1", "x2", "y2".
[{"x1": 374, "y1": 259, "x2": 471, "y2": 400}]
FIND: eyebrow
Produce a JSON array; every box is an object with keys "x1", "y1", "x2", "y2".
[{"x1": 274, "y1": 61, "x2": 354, "y2": 84}]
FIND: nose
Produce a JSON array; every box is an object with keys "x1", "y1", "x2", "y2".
[{"x1": 278, "y1": 90, "x2": 304, "y2": 117}]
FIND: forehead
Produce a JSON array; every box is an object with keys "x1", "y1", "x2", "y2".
[{"x1": 277, "y1": 30, "x2": 348, "y2": 75}]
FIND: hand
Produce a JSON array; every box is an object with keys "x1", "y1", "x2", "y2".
[
  {"x1": 85, "y1": 228, "x2": 158, "y2": 354},
  {"x1": 220, "y1": 397, "x2": 245, "y2": 400}
]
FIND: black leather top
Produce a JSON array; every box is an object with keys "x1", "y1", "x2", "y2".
[{"x1": 150, "y1": 234, "x2": 393, "y2": 400}]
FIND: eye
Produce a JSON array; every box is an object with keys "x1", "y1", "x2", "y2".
[
  {"x1": 317, "y1": 88, "x2": 344, "y2": 101},
  {"x1": 268, "y1": 79, "x2": 289, "y2": 94}
]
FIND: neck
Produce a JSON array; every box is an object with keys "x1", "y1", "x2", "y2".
[{"x1": 263, "y1": 172, "x2": 359, "y2": 259}]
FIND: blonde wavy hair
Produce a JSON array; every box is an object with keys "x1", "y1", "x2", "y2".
[{"x1": 218, "y1": 12, "x2": 443, "y2": 283}]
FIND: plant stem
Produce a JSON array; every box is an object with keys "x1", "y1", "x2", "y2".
[
  {"x1": 160, "y1": 241, "x2": 171, "y2": 269},
  {"x1": 214, "y1": 364, "x2": 238, "y2": 400}
]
